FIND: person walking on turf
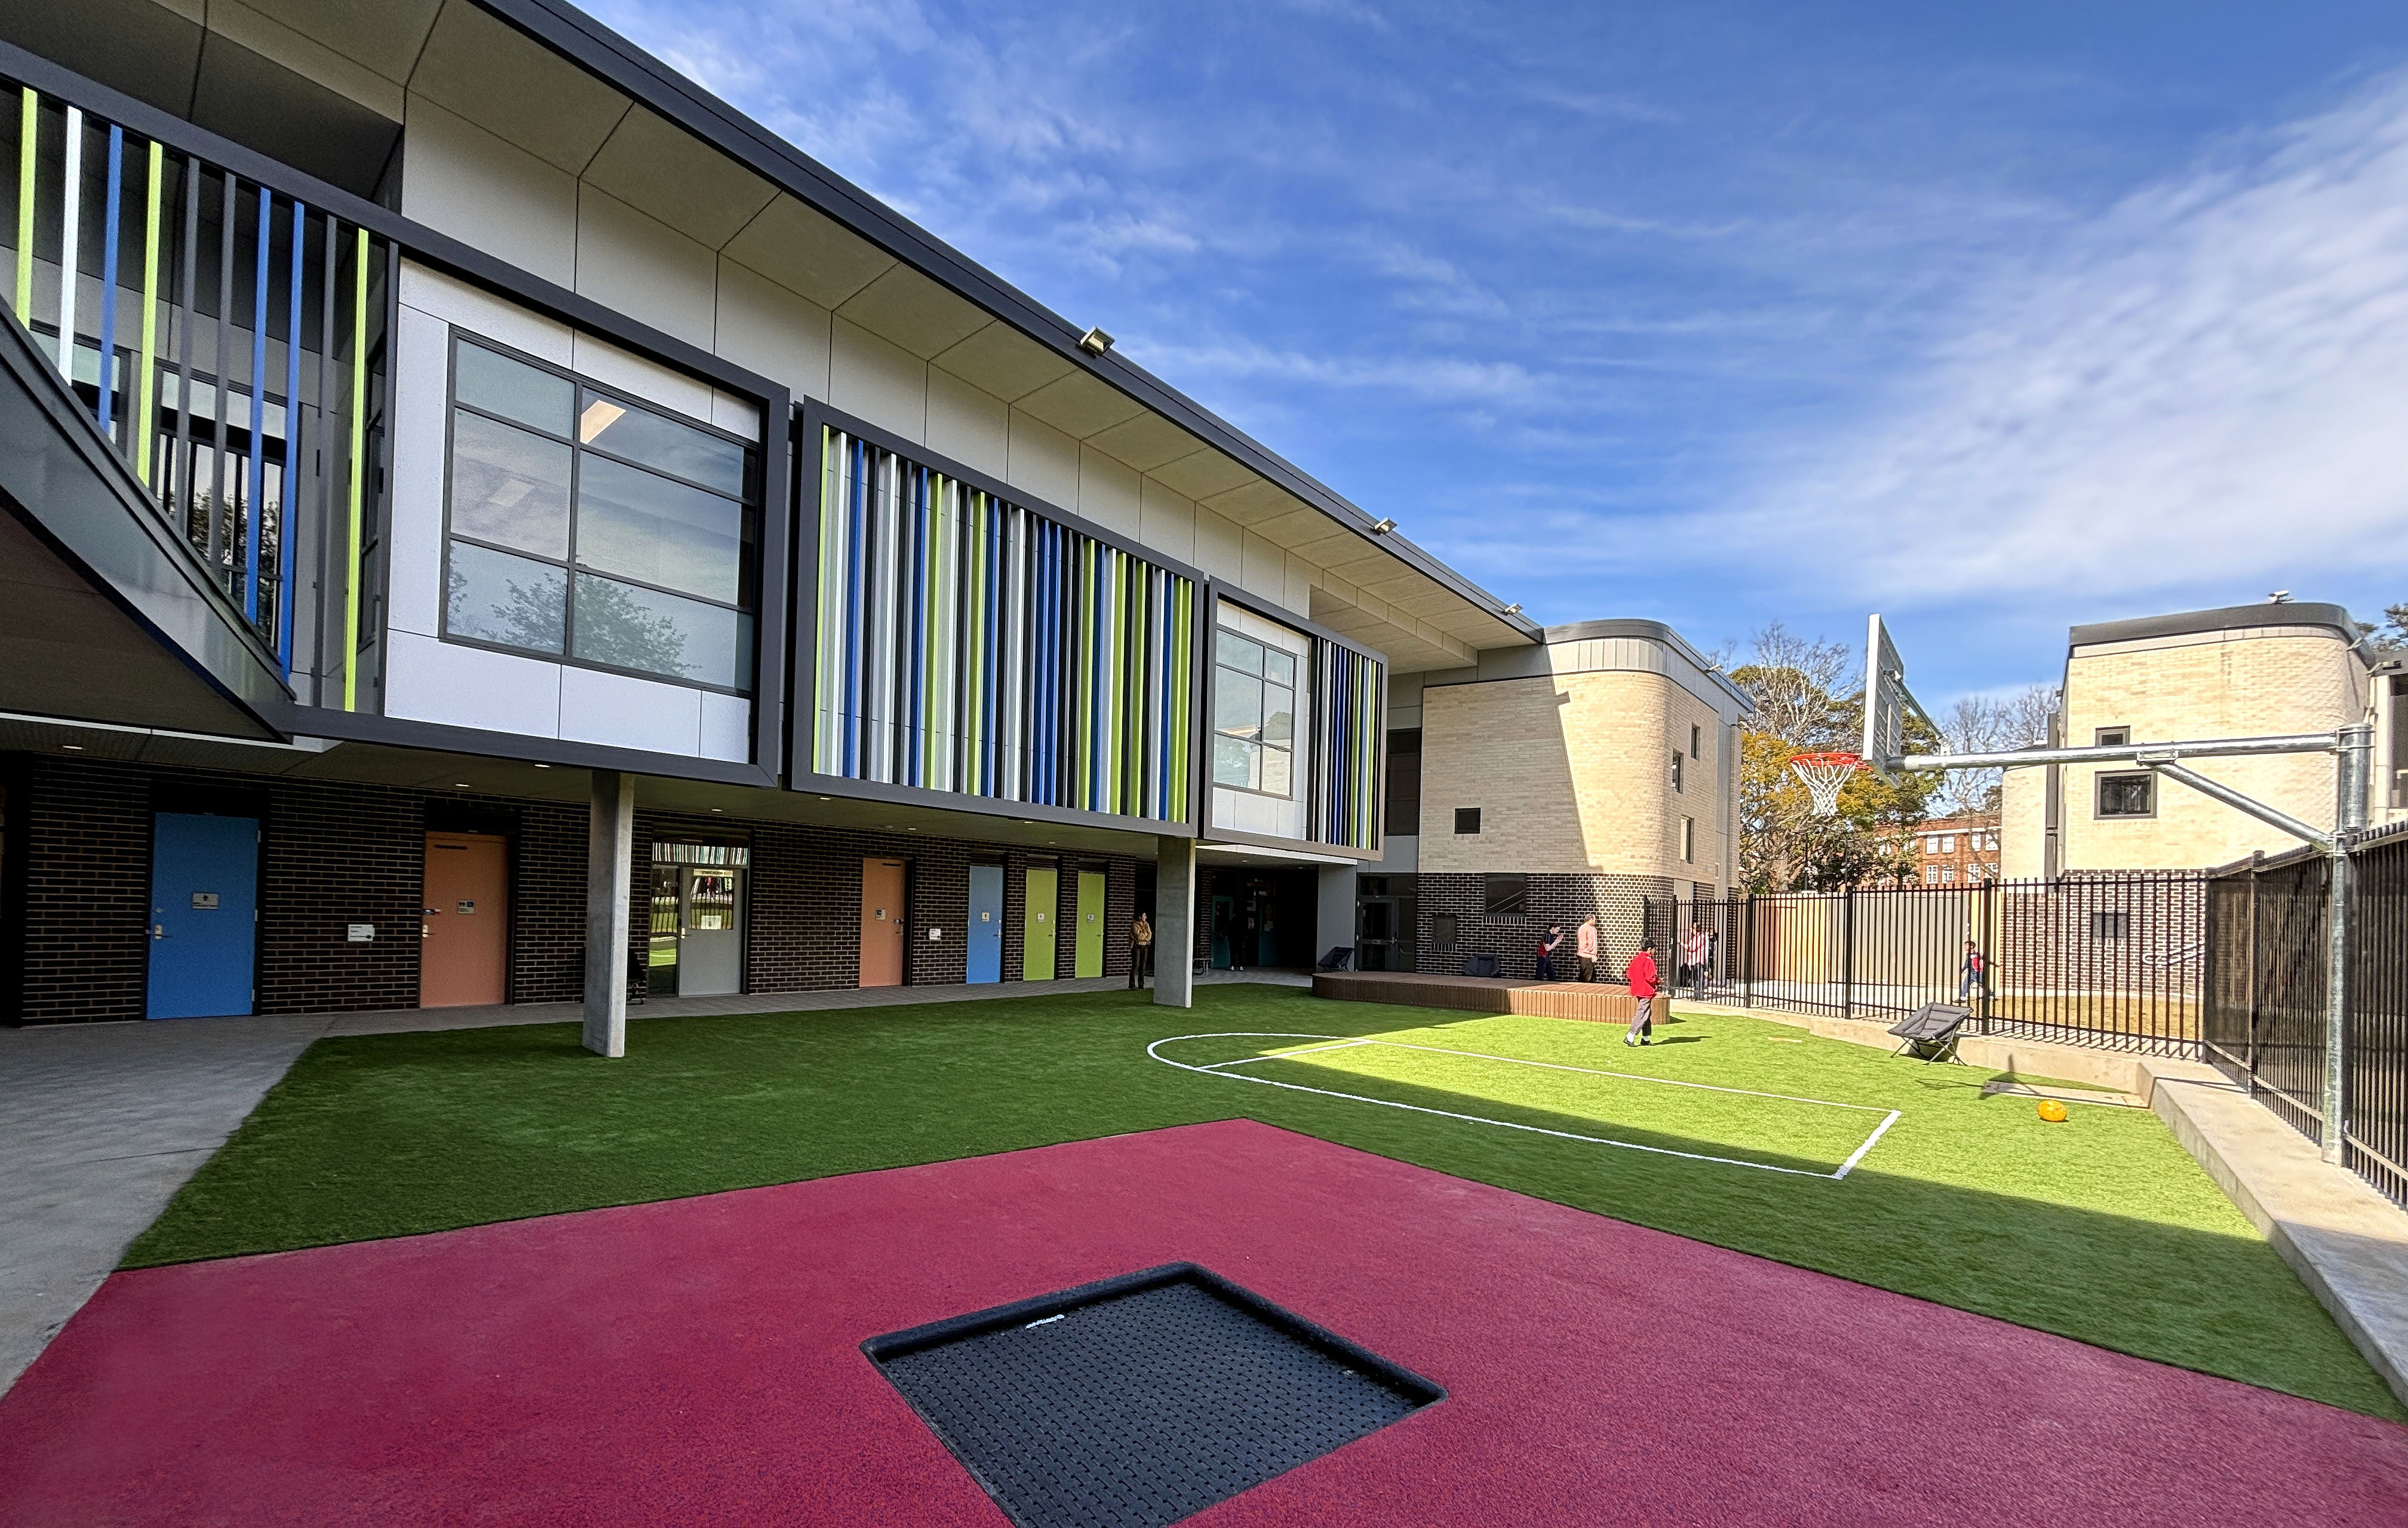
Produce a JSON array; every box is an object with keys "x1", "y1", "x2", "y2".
[
  {"x1": 1682, "y1": 922, "x2": 1710, "y2": 1001},
  {"x1": 1536, "y1": 923, "x2": 1564, "y2": 981},
  {"x1": 1624, "y1": 939, "x2": 1660, "y2": 1047},
  {"x1": 1129, "y1": 913, "x2": 1154, "y2": 990},
  {"x1": 1575, "y1": 916, "x2": 1599, "y2": 983}
]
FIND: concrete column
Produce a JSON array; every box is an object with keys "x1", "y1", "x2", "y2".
[
  {"x1": 1316, "y1": 864, "x2": 1357, "y2": 970},
  {"x1": 583, "y1": 770, "x2": 635, "y2": 1058},
  {"x1": 1153, "y1": 835, "x2": 1196, "y2": 1009}
]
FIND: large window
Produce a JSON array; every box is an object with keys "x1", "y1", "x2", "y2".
[
  {"x1": 1212, "y1": 628, "x2": 1297, "y2": 795},
  {"x1": 443, "y1": 337, "x2": 757, "y2": 692}
]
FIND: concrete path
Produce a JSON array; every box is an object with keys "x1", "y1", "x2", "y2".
[{"x1": 0, "y1": 971, "x2": 1308, "y2": 1394}]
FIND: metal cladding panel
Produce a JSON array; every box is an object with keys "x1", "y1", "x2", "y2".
[{"x1": 809, "y1": 422, "x2": 1195, "y2": 824}]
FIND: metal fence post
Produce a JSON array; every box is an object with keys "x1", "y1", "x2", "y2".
[
  {"x1": 1980, "y1": 877, "x2": 1998, "y2": 1032},
  {"x1": 2323, "y1": 722, "x2": 2372, "y2": 1164},
  {"x1": 1743, "y1": 894, "x2": 1756, "y2": 1009},
  {"x1": 2245, "y1": 852, "x2": 2261, "y2": 1097},
  {"x1": 1841, "y1": 885, "x2": 1857, "y2": 1021}
]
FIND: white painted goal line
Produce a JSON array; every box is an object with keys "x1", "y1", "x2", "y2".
[{"x1": 1148, "y1": 1032, "x2": 1903, "y2": 1182}]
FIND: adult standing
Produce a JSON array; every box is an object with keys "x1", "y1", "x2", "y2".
[
  {"x1": 1682, "y1": 922, "x2": 1711, "y2": 1001},
  {"x1": 1624, "y1": 939, "x2": 1660, "y2": 1047},
  {"x1": 1129, "y1": 913, "x2": 1154, "y2": 990},
  {"x1": 1536, "y1": 923, "x2": 1565, "y2": 981},
  {"x1": 1575, "y1": 916, "x2": 1600, "y2": 983}
]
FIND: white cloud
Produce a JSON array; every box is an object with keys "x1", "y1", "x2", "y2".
[{"x1": 1730, "y1": 66, "x2": 2408, "y2": 606}]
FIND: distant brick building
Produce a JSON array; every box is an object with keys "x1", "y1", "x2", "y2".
[{"x1": 1911, "y1": 814, "x2": 2001, "y2": 886}]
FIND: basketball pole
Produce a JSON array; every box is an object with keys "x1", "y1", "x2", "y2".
[{"x1": 1894, "y1": 722, "x2": 2373, "y2": 1169}]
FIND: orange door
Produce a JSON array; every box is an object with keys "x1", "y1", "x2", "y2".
[
  {"x1": 421, "y1": 832, "x2": 508, "y2": 1007},
  {"x1": 860, "y1": 858, "x2": 907, "y2": 987}
]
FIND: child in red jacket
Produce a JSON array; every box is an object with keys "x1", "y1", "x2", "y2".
[{"x1": 1624, "y1": 940, "x2": 1660, "y2": 1047}]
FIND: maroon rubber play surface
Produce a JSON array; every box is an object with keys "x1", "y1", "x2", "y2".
[{"x1": 2, "y1": 1119, "x2": 2403, "y2": 1525}]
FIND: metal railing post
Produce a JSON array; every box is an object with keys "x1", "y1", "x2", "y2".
[
  {"x1": 2245, "y1": 852, "x2": 2261, "y2": 1096},
  {"x1": 1841, "y1": 885, "x2": 1856, "y2": 1021},
  {"x1": 1743, "y1": 894, "x2": 1756, "y2": 1008},
  {"x1": 2323, "y1": 722, "x2": 2373, "y2": 1164}
]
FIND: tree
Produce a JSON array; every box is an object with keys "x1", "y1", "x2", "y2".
[
  {"x1": 1727, "y1": 623, "x2": 1942, "y2": 892},
  {"x1": 1934, "y1": 683, "x2": 2060, "y2": 815},
  {"x1": 2356, "y1": 603, "x2": 2408, "y2": 652}
]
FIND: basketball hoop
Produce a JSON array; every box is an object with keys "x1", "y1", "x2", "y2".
[{"x1": 1790, "y1": 751, "x2": 1863, "y2": 817}]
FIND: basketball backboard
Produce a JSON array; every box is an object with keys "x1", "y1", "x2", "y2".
[{"x1": 1862, "y1": 613, "x2": 1931, "y2": 780}]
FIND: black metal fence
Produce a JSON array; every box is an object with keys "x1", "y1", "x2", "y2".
[
  {"x1": 1666, "y1": 873, "x2": 2208, "y2": 1057},
  {"x1": 2202, "y1": 849, "x2": 2330, "y2": 1142},
  {"x1": 2198, "y1": 830, "x2": 2408, "y2": 1208},
  {"x1": 2349, "y1": 831, "x2": 2408, "y2": 1205}
]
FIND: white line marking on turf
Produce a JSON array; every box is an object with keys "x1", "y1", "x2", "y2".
[{"x1": 1147, "y1": 1032, "x2": 1899, "y2": 1182}]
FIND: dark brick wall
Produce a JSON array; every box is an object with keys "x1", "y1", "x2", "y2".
[
  {"x1": 7, "y1": 753, "x2": 1150, "y2": 1024},
  {"x1": 509, "y1": 800, "x2": 587, "y2": 1004},
  {"x1": 256, "y1": 777, "x2": 423, "y2": 1015},
  {"x1": 17, "y1": 759, "x2": 150, "y2": 1024},
  {"x1": 1414, "y1": 871, "x2": 1675, "y2": 981}
]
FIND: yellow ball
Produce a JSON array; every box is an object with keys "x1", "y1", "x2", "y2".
[{"x1": 2037, "y1": 1099, "x2": 2069, "y2": 1123}]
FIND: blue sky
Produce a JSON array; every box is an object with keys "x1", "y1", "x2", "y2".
[{"x1": 593, "y1": 0, "x2": 2408, "y2": 705}]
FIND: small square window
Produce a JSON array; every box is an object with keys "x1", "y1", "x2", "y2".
[
  {"x1": 1940, "y1": 864, "x2": 1955, "y2": 883},
  {"x1": 2091, "y1": 911, "x2": 2128, "y2": 941},
  {"x1": 1485, "y1": 874, "x2": 1528, "y2": 918},
  {"x1": 1454, "y1": 807, "x2": 1482, "y2": 834},
  {"x1": 1937, "y1": 834, "x2": 1954, "y2": 853},
  {"x1": 2096, "y1": 727, "x2": 2130, "y2": 747},
  {"x1": 2097, "y1": 773, "x2": 2154, "y2": 818},
  {"x1": 1432, "y1": 913, "x2": 1458, "y2": 952}
]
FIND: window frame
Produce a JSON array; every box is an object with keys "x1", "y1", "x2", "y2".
[
  {"x1": 1671, "y1": 750, "x2": 1684, "y2": 793},
  {"x1": 1454, "y1": 806, "x2": 1482, "y2": 835},
  {"x1": 437, "y1": 330, "x2": 763, "y2": 698},
  {"x1": 2095, "y1": 726, "x2": 2131, "y2": 747},
  {"x1": 1208, "y1": 625, "x2": 1300, "y2": 799},
  {"x1": 1484, "y1": 873, "x2": 1528, "y2": 919},
  {"x1": 1690, "y1": 723, "x2": 1701, "y2": 759},
  {"x1": 2096, "y1": 771, "x2": 2156, "y2": 819},
  {"x1": 1680, "y1": 815, "x2": 1695, "y2": 864}
]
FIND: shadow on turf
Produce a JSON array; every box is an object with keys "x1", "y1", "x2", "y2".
[{"x1": 118, "y1": 987, "x2": 2406, "y2": 1420}]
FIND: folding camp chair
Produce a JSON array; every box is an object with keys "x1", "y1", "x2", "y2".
[
  {"x1": 1888, "y1": 1002, "x2": 1971, "y2": 1064},
  {"x1": 1316, "y1": 946, "x2": 1354, "y2": 972}
]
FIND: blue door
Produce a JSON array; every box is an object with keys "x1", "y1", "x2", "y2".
[
  {"x1": 146, "y1": 812, "x2": 259, "y2": 1019},
  {"x1": 966, "y1": 864, "x2": 1003, "y2": 984}
]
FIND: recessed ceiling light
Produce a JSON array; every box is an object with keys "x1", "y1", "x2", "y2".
[
  {"x1": 60, "y1": 743, "x2": 83, "y2": 750},
  {"x1": 710, "y1": 808, "x2": 723, "y2": 814},
  {"x1": 454, "y1": 783, "x2": 472, "y2": 789},
  {"x1": 533, "y1": 762, "x2": 551, "y2": 769}
]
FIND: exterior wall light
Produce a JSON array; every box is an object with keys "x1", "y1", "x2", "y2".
[
  {"x1": 1501, "y1": 603, "x2": 1522, "y2": 616},
  {"x1": 1369, "y1": 518, "x2": 1396, "y2": 535},
  {"x1": 1078, "y1": 327, "x2": 1113, "y2": 355}
]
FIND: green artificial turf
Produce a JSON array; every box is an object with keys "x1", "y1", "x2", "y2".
[{"x1": 128, "y1": 986, "x2": 2404, "y2": 1421}]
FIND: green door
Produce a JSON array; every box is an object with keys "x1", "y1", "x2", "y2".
[
  {"x1": 1022, "y1": 867, "x2": 1057, "y2": 980},
  {"x1": 1075, "y1": 870, "x2": 1106, "y2": 977}
]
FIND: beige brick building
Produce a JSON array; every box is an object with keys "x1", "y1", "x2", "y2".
[
  {"x1": 2001, "y1": 602, "x2": 2390, "y2": 876},
  {"x1": 1366, "y1": 621, "x2": 1748, "y2": 978}
]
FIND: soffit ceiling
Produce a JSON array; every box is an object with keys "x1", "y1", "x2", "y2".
[{"x1": 72, "y1": 0, "x2": 1534, "y2": 656}]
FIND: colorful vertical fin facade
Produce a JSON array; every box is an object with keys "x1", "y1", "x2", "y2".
[{"x1": 812, "y1": 427, "x2": 1195, "y2": 824}]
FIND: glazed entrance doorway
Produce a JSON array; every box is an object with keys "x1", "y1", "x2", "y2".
[{"x1": 646, "y1": 843, "x2": 749, "y2": 997}]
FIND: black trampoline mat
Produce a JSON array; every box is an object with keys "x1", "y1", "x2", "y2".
[{"x1": 863, "y1": 1263, "x2": 1444, "y2": 1528}]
